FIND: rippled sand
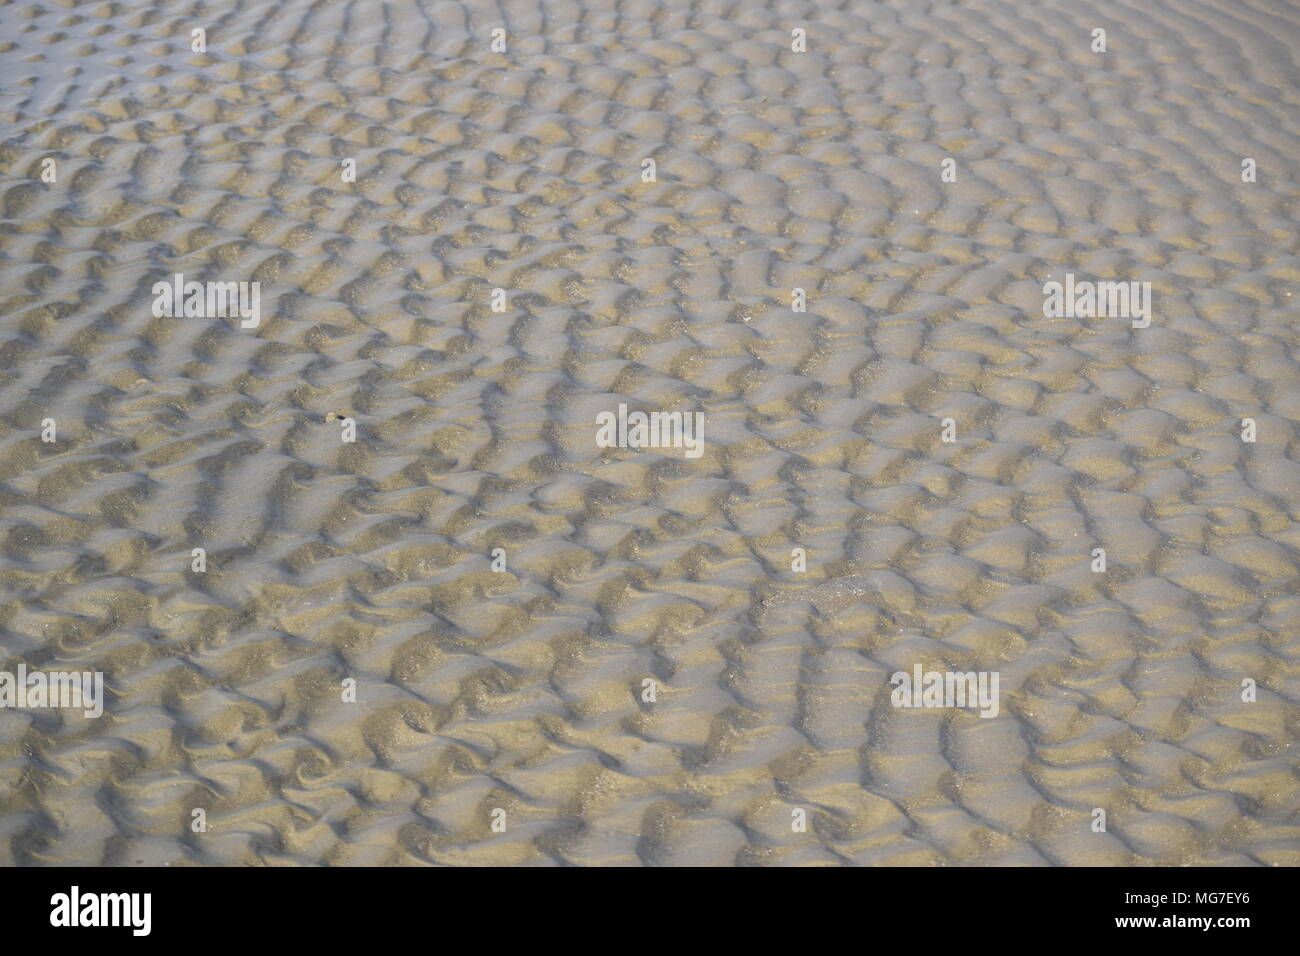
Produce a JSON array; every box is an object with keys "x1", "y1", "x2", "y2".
[{"x1": 0, "y1": 0, "x2": 1297, "y2": 866}]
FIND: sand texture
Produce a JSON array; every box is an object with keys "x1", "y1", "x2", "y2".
[{"x1": 0, "y1": 0, "x2": 1298, "y2": 866}]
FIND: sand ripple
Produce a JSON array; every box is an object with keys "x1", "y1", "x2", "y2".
[{"x1": 0, "y1": 0, "x2": 1297, "y2": 865}]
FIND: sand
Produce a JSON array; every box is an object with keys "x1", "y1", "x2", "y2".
[{"x1": 0, "y1": 0, "x2": 1297, "y2": 866}]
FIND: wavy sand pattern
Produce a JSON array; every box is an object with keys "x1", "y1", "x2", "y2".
[{"x1": 0, "y1": 0, "x2": 1298, "y2": 866}]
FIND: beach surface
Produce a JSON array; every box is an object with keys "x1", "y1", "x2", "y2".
[{"x1": 0, "y1": 0, "x2": 1297, "y2": 865}]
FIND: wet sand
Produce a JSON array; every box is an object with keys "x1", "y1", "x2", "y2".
[{"x1": 0, "y1": 0, "x2": 1297, "y2": 865}]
